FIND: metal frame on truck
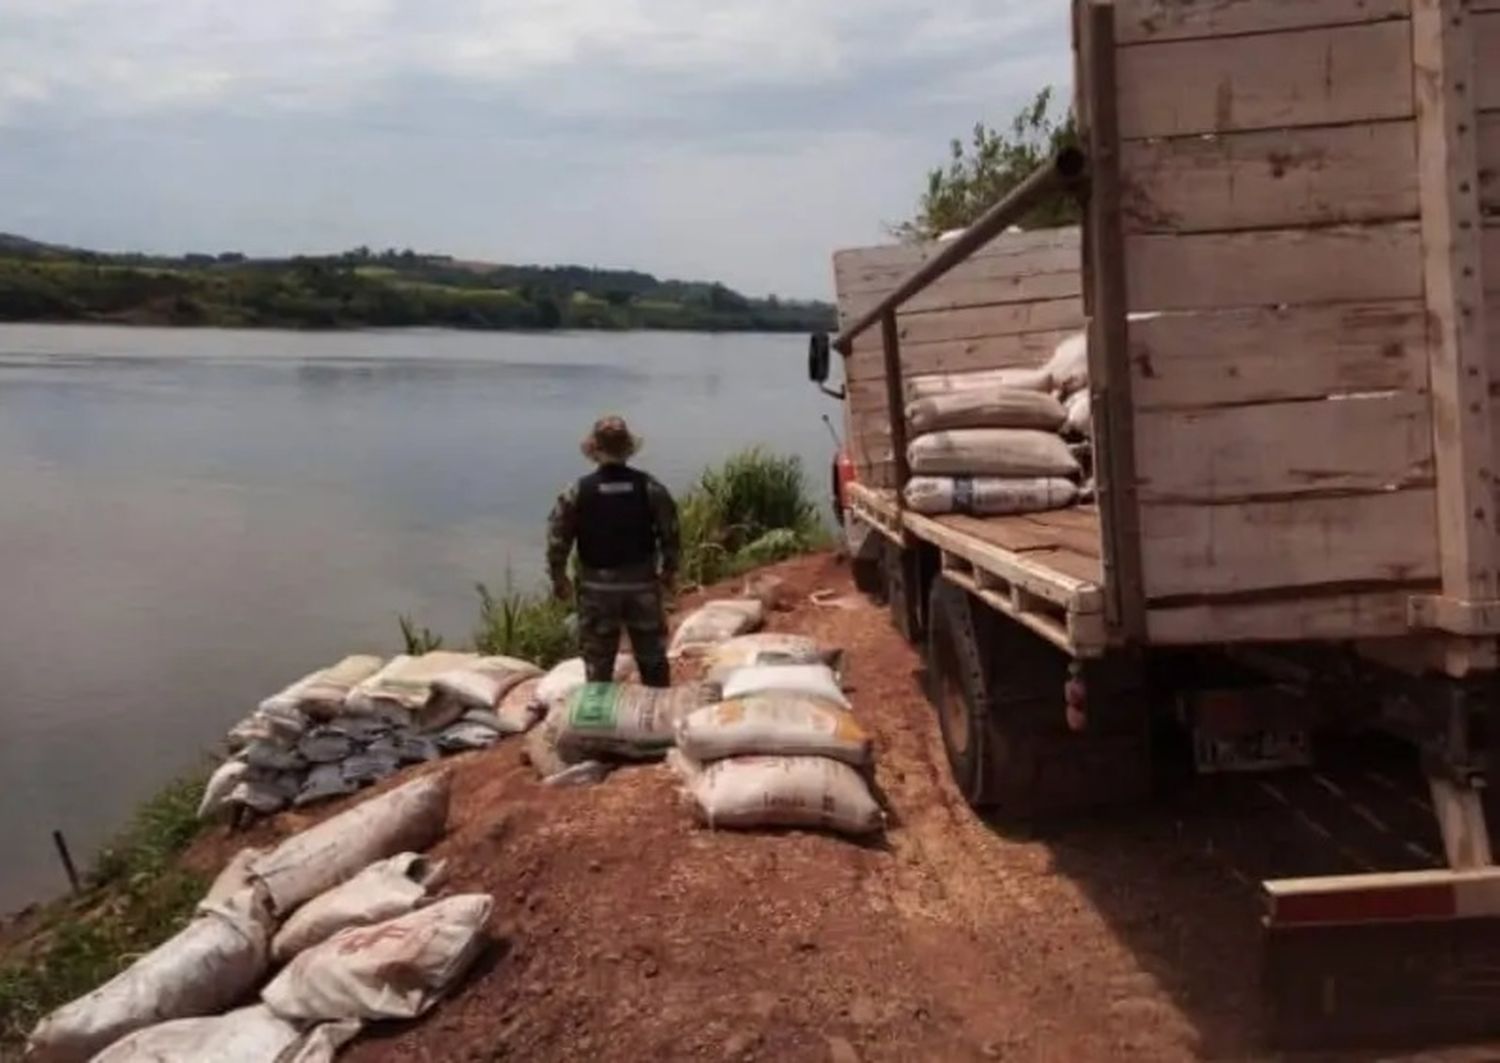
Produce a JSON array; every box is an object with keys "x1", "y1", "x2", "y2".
[{"x1": 811, "y1": 0, "x2": 1500, "y2": 1045}]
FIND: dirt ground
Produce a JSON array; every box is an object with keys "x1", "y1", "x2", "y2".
[{"x1": 185, "y1": 553, "x2": 1500, "y2": 1062}]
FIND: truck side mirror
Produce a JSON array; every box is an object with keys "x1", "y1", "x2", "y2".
[{"x1": 808, "y1": 332, "x2": 831, "y2": 384}]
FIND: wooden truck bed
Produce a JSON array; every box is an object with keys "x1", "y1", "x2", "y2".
[{"x1": 849, "y1": 482, "x2": 1107, "y2": 657}]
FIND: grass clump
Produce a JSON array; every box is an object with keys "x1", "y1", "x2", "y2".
[
  {"x1": 473, "y1": 579, "x2": 577, "y2": 669},
  {"x1": 0, "y1": 776, "x2": 209, "y2": 1049}
]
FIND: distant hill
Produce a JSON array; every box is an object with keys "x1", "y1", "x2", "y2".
[{"x1": 0, "y1": 235, "x2": 835, "y2": 334}]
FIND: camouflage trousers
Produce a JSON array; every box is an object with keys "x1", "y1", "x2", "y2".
[{"x1": 577, "y1": 581, "x2": 670, "y2": 688}]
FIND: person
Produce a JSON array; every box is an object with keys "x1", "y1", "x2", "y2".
[{"x1": 546, "y1": 416, "x2": 679, "y2": 688}]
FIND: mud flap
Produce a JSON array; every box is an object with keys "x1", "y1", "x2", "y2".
[{"x1": 1263, "y1": 869, "x2": 1500, "y2": 1048}]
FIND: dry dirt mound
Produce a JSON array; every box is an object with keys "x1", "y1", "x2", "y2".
[{"x1": 186, "y1": 552, "x2": 1452, "y2": 1061}]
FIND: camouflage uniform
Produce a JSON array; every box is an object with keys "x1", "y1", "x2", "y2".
[{"x1": 547, "y1": 466, "x2": 679, "y2": 687}]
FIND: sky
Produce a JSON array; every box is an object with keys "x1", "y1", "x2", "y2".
[{"x1": 0, "y1": 1, "x2": 1072, "y2": 298}]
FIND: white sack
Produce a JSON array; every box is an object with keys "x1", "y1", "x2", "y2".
[
  {"x1": 494, "y1": 677, "x2": 545, "y2": 734},
  {"x1": 719, "y1": 664, "x2": 850, "y2": 709},
  {"x1": 903, "y1": 476, "x2": 1078, "y2": 517},
  {"x1": 907, "y1": 429, "x2": 1080, "y2": 478},
  {"x1": 702, "y1": 634, "x2": 832, "y2": 685},
  {"x1": 677, "y1": 696, "x2": 872, "y2": 765},
  {"x1": 226, "y1": 704, "x2": 307, "y2": 752},
  {"x1": 249, "y1": 771, "x2": 452, "y2": 918},
  {"x1": 674, "y1": 754, "x2": 883, "y2": 836},
  {"x1": 198, "y1": 760, "x2": 249, "y2": 820},
  {"x1": 906, "y1": 388, "x2": 1066, "y2": 435},
  {"x1": 904, "y1": 367, "x2": 1053, "y2": 402},
  {"x1": 261, "y1": 894, "x2": 494, "y2": 1023},
  {"x1": 534, "y1": 655, "x2": 634, "y2": 706},
  {"x1": 90, "y1": 1005, "x2": 298, "y2": 1063},
  {"x1": 1063, "y1": 389, "x2": 1091, "y2": 438},
  {"x1": 272, "y1": 853, "x2": 445, "y2": 963},
  {"x1": 27, "y1": 893, "x2": 271, "y2": 1063},
  {"x1": 344, "y1": 652, "x2": 481, "y2": 722},
  {"x1": 667, "y1": 599, "x2": 766, "y2": 658},
  {"x1": 1044, "y1": 330, "x2": 1089, "y2": 396},
  {"x1": 262, "y1": 655, "x2": 386, "y2": 721},
  {"x1": 547, "y1": 682, "x2": 715, "y2": 760},
  {"x1": 201, "y1": 847, "x2": 267, "y2": 910},
  {"x1": 418, "y1": 656, "x2": 542, "y2": 731}
]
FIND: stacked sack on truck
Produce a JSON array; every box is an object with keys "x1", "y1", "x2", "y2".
[
  {"x1": 901, "y1": 331, "x2": 1090, "y2": 517},
  {"x1": 29, "y1": 773, "x2": 494, "y2": 1063},
  {"x1": 202, "y1": 652, "x2": 549, "y2": 819},
  {"x1": 670, "y1": 633, "x2": 884, "y2": 837}
]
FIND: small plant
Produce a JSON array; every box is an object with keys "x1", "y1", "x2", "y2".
[
  {"x1": 398, "y1": 614, "x2": 444, "y2": 655},
  {"x1": 677, "y1": 448, "x2": 825, "y2": 588},
  {"x1": 473, "y1": 577, "x2": 576, "y2": 669}
]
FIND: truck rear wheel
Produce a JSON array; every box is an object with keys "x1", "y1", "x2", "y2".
[{"x1": 926, "y1": 577, "x2": 1147, "y2": 822}]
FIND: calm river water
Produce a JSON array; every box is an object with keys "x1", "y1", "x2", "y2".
[{"x1": 0, "y1": 325, "x2": 834, "y2": 910}]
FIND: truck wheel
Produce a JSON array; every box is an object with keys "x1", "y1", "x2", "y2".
[{"x1": 926, "y1": 577, "x2": 1147, "y2": 821}]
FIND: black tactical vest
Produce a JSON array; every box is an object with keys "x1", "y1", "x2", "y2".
[{"x1": 576, "y1": 465, "x2": 657, "y2": 571}]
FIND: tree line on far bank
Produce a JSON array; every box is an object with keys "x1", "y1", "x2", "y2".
[{"x1": 0, "y1": 238, "x2": 834, "y2": 333}]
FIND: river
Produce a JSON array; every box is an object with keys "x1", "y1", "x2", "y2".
[{"x1": 0, "y1": 324, "x2": 835, "y2": 911}]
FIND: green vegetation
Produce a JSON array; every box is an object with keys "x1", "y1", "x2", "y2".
[
  {"x1": 892, "y1": 87, "x2": 1082, "y2": 241},
  {"x1": 0, "y1": 235, "x2": 835, "y2": 333},
  {"x1": 411, "y1": 449, "x2": 829, "y2": 659},
  {"x1": 0, "y1": 776, "x2": 209, "y2": 1050}
]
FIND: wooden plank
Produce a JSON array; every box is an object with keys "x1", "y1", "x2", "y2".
[
  {"x1": 1130, "y1": 301, "x2": 1430, "y2": 410},
  {"x1": 939, "y1": 512, "x2": 1086, "y2": 556},
  {"x1": 1135, "y1": 392, "x2": 1434, "y2": 503},
  {"x1": 1083, "y1": 0, "x2": 1145, "y2": 640},
  {"x1": 880, "y1": 310, "x2": 910, "y2": 496},
  {"x1": 832, "y1": 227, "x2": 1081, "y2": 276},
  {"x1": 887, "y1": 298, "x2": 1083, "y2": 346},
  {"x1": 1480, "y1": 111, "x2": 1500, "y2": 213},
  {"x1": 1412, "y1": 0, "x2": 1500, "y2": 612},
  {"x1": 1480, "y1": 13, "x2": 1500, "y2": 110},
  {"x1": 840, "y1": 270, "x2": 1081, "y2": 319},
  {"x1": 1118, "y1": 21, "x2": 1414, "y2": 140},
  {"x1": 1140, "y1": 489, "x2": 1439, "y2": 598},
  {"x1": 904, "y1": 510, "x2": 1103, "y2": 613},
  {"x1": 1127, "y1": 223, "x2": 1423, "y2": 312},
  {"x1": 1115, "y1": 0, "x2": 1410, "y2": 45},
  {"x1": 1121, "y1": 121, "x2": 1419, "y2": 234},
  {"x1": 845, "y1": 329, "x2": 1074, "y2": 380},
  {"x1": 836, "y1": 245, "x2": 1080, "y2": 297},
  {"x1": 1147, "y1": 590, "x2": 1423, "y2": 643}
]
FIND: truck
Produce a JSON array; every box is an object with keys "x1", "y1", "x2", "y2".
[{"x1": 810, "y1": 0, "x2": 1500, "y2": 1046}]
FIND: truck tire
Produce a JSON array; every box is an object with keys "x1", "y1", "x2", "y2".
[{"x1": 926, "y1": 577, "x2": 1147, "y2": 821}]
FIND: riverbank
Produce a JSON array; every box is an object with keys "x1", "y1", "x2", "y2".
[{"x1": 0, "y1": 240, "x2": 835, "y2": 333}]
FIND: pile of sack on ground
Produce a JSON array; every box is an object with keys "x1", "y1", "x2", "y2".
[
  {"x1": 200, "y1": 652, "x2": 555, "y2": 820},
  {"x1": 29, "y1": 773, "x2": 492, "y2": 1063},
  {"x1": 524, "y1": 596, "x2": 885, "y2": 837},
  {"x1": 901, "y1": 327, "x2": 1093, "y2": 516}
]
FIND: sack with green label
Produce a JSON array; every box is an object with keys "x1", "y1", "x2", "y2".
[{"x1": 546, "y1": 682, "x2": 715, "y2": 760}]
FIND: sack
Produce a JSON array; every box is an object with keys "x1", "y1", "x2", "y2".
[
  {"x1": 907, "y1": 429, "x2": 1080, "y2": 478},
  {"x1": 91, "y1": 1005, "x2": 297, "y2": 1063},
  {"x1": 227, "y1": 704, "x2": 308, "y2": 752},
  {"x1": 535, "y1": 655, "x2": 634, "y2": 706},
  {"x1": 906, "y1": 388, "x2": 1066, "y2": 434},
  {"x1": 201, "y1": 847, "x2": 267, "y2": 910},
  {"x1": 28, "y1": 893, "x2": 271, "y2": 1063},
  {"x1": 226, "y1": 772, "x2": 302, "y2": 816},
  {"x1": 1063, "y1": 389, "x2": 1091, "y2": 438},
  {"x1": 495, "y1": 677, "x2": 544, "y2": 733},
  {"x1": 677, "y1": 696, "x2": 872, "y2": 765},
  {"x1": 419, "y1": 656, "x2": 542, "y2": 731},
  {"x1": 702, "y1": 634, "x2": 833, "y2": 685},
  {"x1": 198, "y1": 759, "x2": 250, "y2": 819},
  {"x1": 262, "y1": 656, "x2": 386, "y2": 721},
  {"x1": 1044, "y1": 330, "x2": 1089, "y2": 396},
  {"x1": 674, "y1": 755, "x2": 884, "y2": 836},
  {"x1": 261, "y1": 895, "x2": 493, "y2": 1023},
  {"x1": 903, "y1": 476, "x2": 1078, "y2": 516},
  {"x1": 667, "y1": 599, "x2": 766, "y2": 658},
  {"x1": 344, "y1": 652, "x2": 481, "y2": 722},
  {"x1": 549, "y1": 682, "x2": 714, "y2": 760},
  {"x1": 719, "y1": 664, "x2": 850, "y2": 709},
  {"x1": 249, "y1": 772, "x2": 451, "y2": 918},
  {"x1": 905, "y1": 367, "x2": 1053, "y2": 402},
  {"x1": 272, "y1": 853, "x2": 445, "y2": 963}
]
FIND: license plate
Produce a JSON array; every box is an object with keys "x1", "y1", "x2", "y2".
[{"x1": 1194, "y1": 729, "x2": 1310, "y2": 774}]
